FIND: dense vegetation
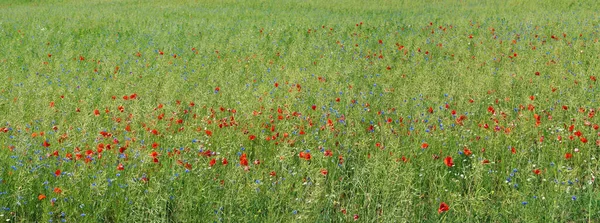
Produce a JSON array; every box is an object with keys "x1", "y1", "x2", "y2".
[{"x1": 0, "y1": 0, "x2": 599, "y2": 222}]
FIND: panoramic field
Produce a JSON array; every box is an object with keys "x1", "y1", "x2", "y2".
[{"x1": 1, "y1": 0, "x2": 600, "y2": 222}]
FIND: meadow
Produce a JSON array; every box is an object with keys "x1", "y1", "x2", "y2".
[{"x1": 0, "y1": 0, "x2": 600, "y2": 222}]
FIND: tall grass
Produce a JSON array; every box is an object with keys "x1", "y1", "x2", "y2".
[{"x1": 0, "y1": 0, "x2": 599, "y2": 222}]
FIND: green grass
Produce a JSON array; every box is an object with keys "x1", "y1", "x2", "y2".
[{"x1": 0, "y1": 0, "x2": 600, "y2": 222}]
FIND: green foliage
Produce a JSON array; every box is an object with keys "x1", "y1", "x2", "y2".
[{"x1": 0, "y1": 0, "x2": 599, "y2": 222}]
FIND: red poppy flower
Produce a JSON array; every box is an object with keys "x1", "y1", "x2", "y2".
[
  {"x1": 569, "y1": 124, "x2": 575, "y2": 132},
  {"x1": 487, "y1": 106, "x2": 495, "y2": 114},
  {"x1": 248, "y1": 135, "x2": 256, "y2": 140},
  {"x1": 209, "y1": 158, "x2": 216, "y2": 167},
  {"x1": 438, "y1": 202, "x2": 449, "y2": 214},
  {"x1": 401, "y1": 156, "x2": 408, "y2": 162},
  {"x1": 299, "y1": 151, "x2": 311, "y2": 161},
  {"x1": 456, "y1": 115, "x2": 467, "y2": 125},
  {"x1": 421, "y1": 143, "x2": 429, "y2": 149},
  {"x1": 534, "y1": 114, "x2": 541, "y2": 126},
  {"x1": 320, "y1": 169, "x2": 328, "y2": 176},
  {"x1": 428, "y1": 107, "x2": 433, "y2": 113},
  {"x1": 55, "y1": 169, "x2": 61, "y2": 177},
  {"x1": 463, "y1": 148, "x2": 472, "y2": 156},
  {"x1": 38, "y1": 194, "x2": 46, "y2": 200},
  {"x1": 53, "y1": 187, "x2": 62, "y2": 194},
  {"x1": 117, "y1": 163, "x2": 124, "y2": 171},
  {"x1": 222, "y1": 158, "x2": 228, "y2": 165},
  {"x1": 443, "y1": 156, "x2": 454, "y2": 167},
  {"x1": 533, "y1": 169, "x2": 541, "y2": 175},
  {"x1": 565, "y1": 153, "x2": 572, "y2": 159},
  {"x1": 240, "y1": 153, "x2": 248, "y2": 166},
  {"x1": 199, "y1": 150, "x2": 212, "y2": 157}
]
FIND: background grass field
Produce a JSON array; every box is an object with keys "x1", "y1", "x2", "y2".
[{"x1": 1, "y1": 0, "x2": 600, "y2": 222}]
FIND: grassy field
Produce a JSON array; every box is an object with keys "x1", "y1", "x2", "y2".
[{"x1": 1, "y1": 0, "x2": 600, "y2": 222}]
